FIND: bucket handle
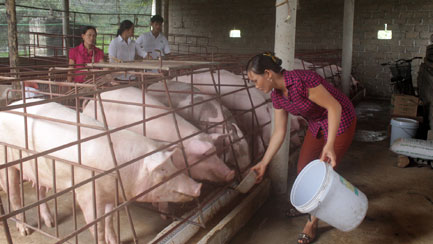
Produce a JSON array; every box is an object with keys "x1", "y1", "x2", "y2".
[
  {"x1": 400, "y1": 127, "x2": 417, "y2": 136},
  {"x1": 308, "y1": 163, "x2": 332, "y2": 219}
]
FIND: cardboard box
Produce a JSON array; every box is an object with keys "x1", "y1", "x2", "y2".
[{"x1": 391, "y1": 94, "x2": 419, "y2": 118}]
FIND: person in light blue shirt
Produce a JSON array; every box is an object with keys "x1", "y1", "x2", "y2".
[{"x1": 108, "y1": 20, "x2": 147, "y2": 80}]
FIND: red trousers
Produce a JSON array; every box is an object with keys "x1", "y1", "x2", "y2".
[{"x1": 297, "y1": 118, "x2": 357, "y2": 174}]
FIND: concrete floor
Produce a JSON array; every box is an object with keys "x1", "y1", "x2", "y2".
[
  {"x1": 0, "y1": 186, "x2": 170, "y2": 243},
  {"x1": 230, "y1": 98, "x2": 433, "y2": 244}
]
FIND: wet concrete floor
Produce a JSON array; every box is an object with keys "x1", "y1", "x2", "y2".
[{"x1": 230, "y1": 98, "x2": 433, "y2": 244}]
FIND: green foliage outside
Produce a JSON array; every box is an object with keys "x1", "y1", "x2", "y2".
[{"x1": 0, "y1": 0, "x2": 153, "y2": 57}]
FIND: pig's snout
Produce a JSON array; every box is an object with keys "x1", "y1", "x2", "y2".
[
  {"x1": 225, "y1": 170, "x2": 235, "y2": 182},
  {"x1": 192, "y1": 183, "x2": 202, "y2": 198}
]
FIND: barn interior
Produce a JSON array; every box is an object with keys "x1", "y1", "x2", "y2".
[{"x1": 0, "y1": 0, "x2": 433, "y2": 244}]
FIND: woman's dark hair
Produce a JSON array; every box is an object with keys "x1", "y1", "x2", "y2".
[
  {"x1": 151, "y1": 15, "x2": 164, "y2": 23},
  {"x1": 246, "y1": 52, "x2": 283, "y2": 74},
  {"x1": 81, "y1": 26, "x2": 97, "y2": 36},
  {"x1": 116, "y1": 20, "x2": 134, "y2": 37}
]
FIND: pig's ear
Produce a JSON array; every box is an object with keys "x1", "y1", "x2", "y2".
[
  {"x1": 208, "y1": 133, "x2": 230, "y2": 155},
  {"x1": 185, "y1": 139, "x2": 213, "y2": 155},
  {"x1": 209, "y1": 133, "x2": 230, "y2": 145},
  {"x1": 230, "y1": 123, "x2": 242, "y2": 139},
  {"x1": 147, "y1": 147, "x2": 179, "y2": 172}
]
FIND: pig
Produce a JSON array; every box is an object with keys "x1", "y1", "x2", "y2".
[
  {"x1": 293, "y1": 58, "x2": 360, "y2": 94},
  {"x1": 289, "y1": 115, "x2": 308, "y2": 149},
  {"x1": 172, "y1": 69, "x2": 272, "y2": 159},
  {"x1": 147, "y1": 81, "x2": 250, "y2": 171},
  {"x1": 83, "y1": 87, "x2": 235, "y2": 183},
  {"x1": 0, "y1": 99, "x2": 202, "y2": 244}
]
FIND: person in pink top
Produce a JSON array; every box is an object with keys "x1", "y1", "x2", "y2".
[
  {"x1": 247, "y1": 52, "x2": 357, "y2": 244},
  {"x1": 68, "y1": 26, "x2": 104, "y2": 83}
]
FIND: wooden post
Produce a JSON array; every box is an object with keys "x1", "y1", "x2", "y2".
[
  {"x1": 163, "y1": 0, "x2": 169, "y2": 36},
  {"x1": 5, "y1": 0, "x2": 21, "y2": 94},
  {"x1": 155, "y1": 0, "x2": 162, "y2": 15},
  {"x1": 63, "y1": 0, "x2": 70, "y2": 57},
  {"x1": 269, "y1": 0, "x2": 297, "y2": 197}
]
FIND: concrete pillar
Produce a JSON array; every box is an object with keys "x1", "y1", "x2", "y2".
[
  {"x1": 341, "y1": 0, "x2": 355, "y2": 96},
  {"x1": 62, "y1": 0, "x2": 70, "y2": 57},
  {"x1": 163, "y1": 0, "x2": 169, "y2": 36},
  {"x1": 5, "y1": 0, "x2": 21, "y2": 93},
  {"x1": 270, "y1": 0, "x2": 297, "y2": 197}
]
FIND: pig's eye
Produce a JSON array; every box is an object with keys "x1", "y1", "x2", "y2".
[{"x1": 160, "y1": 168, "x2": 170, "y2": 177}]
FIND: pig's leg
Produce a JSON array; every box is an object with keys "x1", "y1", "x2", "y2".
[
  {"x1": 158, "y1": 202, "x2": 170, "y2": 220},
  {"x1": 104, "y1": 203, "x2": 117, "y2": 244},
  {"x1": 39, "y1": 187, "x2": 54, "y2": 228},
  {"x1": 151, "y1": 202, "x2": 170, "y2": 220},
  {"x1": 77, "y1": 193, "x2": 106, "y2": 244},
  {"x1": 0, "y1": 167, "x2": 30, "y2": 235}
]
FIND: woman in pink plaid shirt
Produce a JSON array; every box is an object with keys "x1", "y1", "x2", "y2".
[{"x1": 247, "y1": 52, "x2": 356, "y2": 244}]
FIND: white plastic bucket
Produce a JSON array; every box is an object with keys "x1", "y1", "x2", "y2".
[
  {"x1": 290, "y1": 160, "x2": 368, "y2": 232},
  {"x1": 390, "y1": 117, "x2": 419, "y2": 146}
]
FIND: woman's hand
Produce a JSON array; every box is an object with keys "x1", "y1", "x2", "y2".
[
  {"x1": 248, "y1": 108, "x2": 288, "y2": 185},
  {"x1": 24, "y1": 81, "x2": 38, "y2": 89},
  {"x1": 250, "y1": 161, "x2": 268, "y2": 184},
  {"x1": 320, "y1": 143, "x2": 337, "y2": 168}
]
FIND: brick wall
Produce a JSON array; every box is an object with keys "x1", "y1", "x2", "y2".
[
  {"x1": 293, "y1": 0, "x2": 433, "y2": 97},
  {"x1": 355, "y1": 0, "x2": 432, "y2": 97},
  {"x1": 168, "y1": 0, "x2": 433, "y2": 97},
  {"x1": 168, "y1": 0, "x2": 275, "y2": 54}
]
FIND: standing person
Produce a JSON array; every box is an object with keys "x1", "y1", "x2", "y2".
[
  {"x1": 136, "y1": 15, "x2": 170, "y2": 60},
  {"x1": 108, "y1": 20, "x2": 147, "y2": 81},
  {"x1": 108, "y1": 20, "x2": 147, "y2": 63},
  {"x1": 68, "y1": 26, "x2": 104, "y2": 83},
  {"x1": 248, "y1": 52, "x2": 357, "y2": 244}
]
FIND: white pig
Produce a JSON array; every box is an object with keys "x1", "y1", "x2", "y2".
[
  {"x1": 147, "y1": 81, "x2": 250, "y2": 171},
  {"x1": 83, "y1": 87, "x2": 235, "y2": 183},
  {"x1": 0, "y1": 99, "x2": 202, "y2": 244},
  {"x1": 172, "y1": 69, "x2": 272, "y2": 159},
  {"x1": 293, "y1": 58, "x2": 360, "y2": 92}
]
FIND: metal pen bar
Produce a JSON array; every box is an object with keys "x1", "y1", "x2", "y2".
[
  {"x1": 0, "y1": 142, "x2": 112, "y2": 175},
  {"x1": 52, "y1": 159, "x2": 59, "y2": 237},
  {"x1": 95, "y1": 92, "x2": 138, "y2": 243},
  {"x1": 34, "y1": 158, "x2": 41, "y2": 229},
  {"x1": 92, "y1": 171, "x2": 98, "y2": 244},
  {"x1": 54, "y1": 149, "x2": 224, "y2": 243},
  {"x1": 71, "y1": 165, "x2": 78, "y2": 244},
  {"x1": 0, "y1": 196, "x2": 13, "y2": 244}
]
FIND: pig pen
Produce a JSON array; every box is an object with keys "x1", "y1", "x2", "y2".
[
  {"x1": 0, "y1": 60, "x2": 271, "y2": 244},
  {"x1": 166, "y1": 50, "x2": 365, "y2": 152}
]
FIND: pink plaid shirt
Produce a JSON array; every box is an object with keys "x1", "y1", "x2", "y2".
[
  {"x1": 69, "y1": 43, "x2": 104, "y2": 83},
  {"x1": 271, "y1": 70, "x2": 355, "y2": 140}
]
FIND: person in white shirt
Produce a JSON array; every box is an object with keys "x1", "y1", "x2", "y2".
[
  {"x1": 108, "y1": 20, "x2": 147, "y2": 63},
  {"x1": 136, "y1": 15, "x2": 171, "y2": 60},
  {"x1": 108, "y1": 20, "x2": 147, "y2": 80}
]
